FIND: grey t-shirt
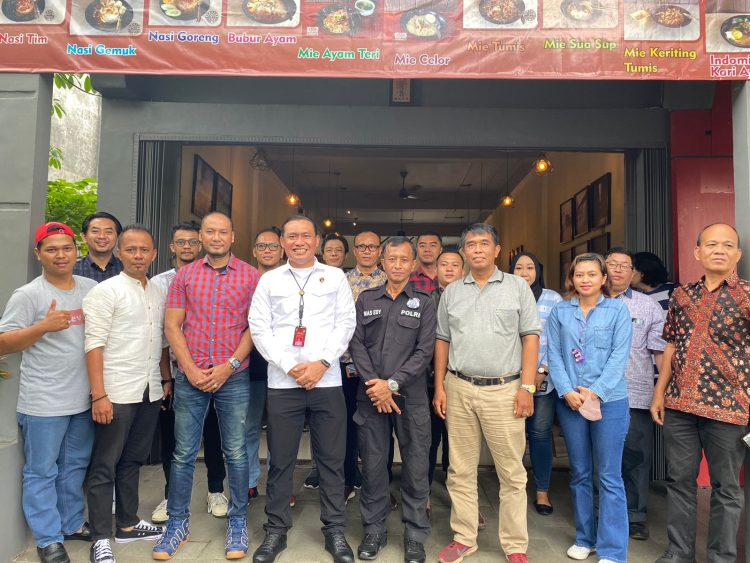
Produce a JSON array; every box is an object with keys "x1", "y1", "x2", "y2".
[{"x1": 0, "y1": 275, "x2": 97, "y2": 416}]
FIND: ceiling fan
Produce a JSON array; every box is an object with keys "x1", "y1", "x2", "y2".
[{"x1": 398, "y1": 170, "x2": 421, "y2": 200}]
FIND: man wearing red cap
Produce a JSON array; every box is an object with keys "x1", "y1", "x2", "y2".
[{"x1": 0, "y1": 222, "x2": 97, "y2": 563}]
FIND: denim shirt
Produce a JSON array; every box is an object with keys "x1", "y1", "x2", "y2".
[{"x1": 547, "y1": 294, "x2": 632, "y2": 403}]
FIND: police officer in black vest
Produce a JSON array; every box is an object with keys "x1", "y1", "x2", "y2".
[{"x1": 349, "y1": 236, "x2": 436, "y2": 563}]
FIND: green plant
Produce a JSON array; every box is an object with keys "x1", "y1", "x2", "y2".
[{"x1": 46, "y1": 178, "x2": 98, "y2": 251}]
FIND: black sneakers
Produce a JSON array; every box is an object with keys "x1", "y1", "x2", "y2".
[
  {"x1": 357, "y1": 533, "x2": 387, "y2": 560},
  {"x1": 324, "y1": 530, "x2": 354, "y2": 563},
  {"x1": 114, "y1": 520, "x2": 163, "y2": 543},
  {"x1": 252, "y1": 531, "x2": 288, "y2": 563},
  {"x1": 37, "y1": 542, "x2": 70, "y2": 563},
  {"x1": 404, "y1": 538, "x2": 426, "y2": 563}
]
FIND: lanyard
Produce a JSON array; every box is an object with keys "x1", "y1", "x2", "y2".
[{"x1": 290, "y1": 269, "x2": 315, "y2": 327}]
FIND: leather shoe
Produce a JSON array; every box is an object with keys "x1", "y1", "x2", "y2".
[
  {"x1": 37, "y1": 542, "x2": 70, "y2": 563},
  {"x1": 357, "y1": 532, "x2": 387, "y2": 560},
  {"x1": 325, "y1": 530, "x2": 354, "y2": 563},
  {"x1": 629, "y1": 522, "x2": 650, "y2": 541},
  {"x1": 252, "y1": 531, "x2": 287, "y2": 563},
  {"x1": 63, "y1": 521, "x2": 92, "y2": 541},
  {"x1": 533, "y1": 502, "x2": 554, "y2": 516},
  {"x1": 404, "y1": 538, "x2": 426, "y2": 563}
]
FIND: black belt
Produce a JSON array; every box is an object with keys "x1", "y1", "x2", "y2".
[{"x1": 452, "y1": 371, "x2": 520, "y2": 387}]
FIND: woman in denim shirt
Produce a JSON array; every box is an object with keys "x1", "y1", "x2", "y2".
[
  {"x1": 547, "y1": 253, "x2": 632, "y2": 563},
  {"x1": 510, "y1": 252, "x2": 562, "y2": 516}
]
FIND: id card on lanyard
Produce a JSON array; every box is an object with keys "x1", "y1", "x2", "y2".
[{"x1": 290, "y1": 269, "x2": 314, "y2": 347}]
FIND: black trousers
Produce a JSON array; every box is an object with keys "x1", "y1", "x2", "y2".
[
  {"x1": 427, "y1": 385, "x2": 449, "y2": 487},
  {"x1": 663, "y1": 409, "x2": 746, "y2": 563},
  {"x1": 622, "y1": 408, "x2": 654, "y2": 524},
  {"x1": 355, "y1": 398, "x2": 431, "y2": 542},
  {"x1": 160, "y1": 398, "x2": 226, "y2": 498},
  {"x1": 266, "y1": 387, "x2": 347, "y2": 534},
  {"x1": 340, "y1": 366, "x2": 361, "y2": 487},
  {"x1": 88, "y1": 394, "x2": 161, "y2": 540}
]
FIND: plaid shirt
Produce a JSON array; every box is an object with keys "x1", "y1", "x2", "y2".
[
  {"x1": 341, "y1": 266, "x2": 387, "y2": 364},
  {"x1": 167, "y1": 254, "x2": 259, "y2": 371},
  {"x1": 73, "y1": 254, "x2": 123, "y2": 283},
  {"x1": 409, "y1": 266, "x2": 439, "y2": 293},
  {"x1": 663, "y1": 273, "x2": 750, "y2": 425}
]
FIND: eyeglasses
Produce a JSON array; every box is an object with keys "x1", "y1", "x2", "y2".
[
  {"x1": 255, "y1": 242, "x2": 281, "y2": 251},
  {"x1": 605, "y1": 261, "x2": 634, "y2": 272},
  {"x1": 355, "y1": 244, "x2": 379, "y2": 252},
  {"x1": 174, "y1": 239, "x2": 200, "y2": 247}
]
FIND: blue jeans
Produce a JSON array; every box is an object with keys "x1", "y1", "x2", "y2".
[
  {"x1": 17, "y1": 410, "x2": 94, "y2": 548},
  {"x1": 526, "y1": 392, "x2": 556, "y2": 492},
  {"x1": 168, "y1": 369, "x2": 250, "y2": 519},
  {"x1": 246, "y1": 380, "x2": 267, "y2": 488},
  {"x1": 557, "y1": 397, "x2": 630, "y2": 563}
]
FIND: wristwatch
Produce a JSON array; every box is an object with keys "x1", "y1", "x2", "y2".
[
  {"x1": 537, "y1": 367, "x2": 549, "y2": 376},
  {"x1": 228, "y1": 357, "x2": 241, "y2": 371},
  {"x1": 521, "y1": 383, "x2": 537, "y2": 394},
  {"x1": 387, "y1": 379, "x2": 400, "y2": 393},
  {"x1": 320, "y1": 359, "x2": 332, "y2": 368}
]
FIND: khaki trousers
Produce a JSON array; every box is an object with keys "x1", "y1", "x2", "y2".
[{"x1": 445, "y1": 372, "x2": 528, "y2": 554}]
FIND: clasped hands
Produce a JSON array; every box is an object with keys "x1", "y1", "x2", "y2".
[
  {"x1": 564, "y1": 386, "x2": 598, "y2": 411},
  {"x1": 365, "y1": 379, "x2": 401, "y2": 415},
  {"x1": 186, "y1": 362, "x2": 234, "y2": 393},
  {"x1": 288, "y1": 361, "x2": 328, "y2": 390}
]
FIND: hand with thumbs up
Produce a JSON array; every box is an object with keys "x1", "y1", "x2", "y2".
[{"x1": 43, "y1": 299, "x2": 72, "y2": 332}]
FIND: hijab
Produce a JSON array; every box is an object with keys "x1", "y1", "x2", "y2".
[{"x1": 509, "y1": 251, "x2": 545, "y2": 302}]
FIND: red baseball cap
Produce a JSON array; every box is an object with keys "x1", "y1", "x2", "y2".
[{"x1": 34, "y1": 222, "x2": 76, "y2": 246}]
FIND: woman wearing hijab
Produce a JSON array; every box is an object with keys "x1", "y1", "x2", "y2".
[{"x1": 510, "y1": 252, "x2": 563, "y2": 516}]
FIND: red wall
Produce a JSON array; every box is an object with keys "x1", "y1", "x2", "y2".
[{"x1": 670, "y1": 81, "x2": 735, "y2": 284}]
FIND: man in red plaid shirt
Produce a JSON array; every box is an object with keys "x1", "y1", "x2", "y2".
[{"x1": 154, "y1": 212, "x2": 260, "y2": 561}]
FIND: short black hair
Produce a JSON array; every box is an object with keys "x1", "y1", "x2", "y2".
[
  {"x1": 281, "y1": 215, "x2": 319, "y2": 236},
  {"x1": 82, "y1": 212, "x2": 122, "y2": 235},
  {"x1": 633, "y1": 252, "x2": 670, "y2": 286},
  {"x1": 381, "y1": 236, "x2": 416, "y2": 259},
  {"x1": 353, "y1": 230, "x2": 380, "y2": 245},
  {"x1": 603, "y1": 246, "x2": 634, "y2": 262},
  {"x1": 323, "y1": 233, "x2": 349, "y2": 254},
  {"x1": 437, "y1": 248, "x2": 464, "y2": 264},
  {"x1": 118, "y1": 224, "x2": 155, "y2": 247},
  {"x1": 696, "y1": 223, "x2": 741, "y2": 247},
  {"x1": 201, "y1": 211, "x2": 233, "y2": 229},
  {"x1": 255, "y1": 226, "x2": 282, "y2": 241},
  {"x1": 416, "y1": 232, "x2": 443, "y2": 245},
  {"x1": 460, "y1": 223, "x2": 498, "y2": 248},
  {"x1": 171, "y1": 222, "x2": 200, "y2": 240}
]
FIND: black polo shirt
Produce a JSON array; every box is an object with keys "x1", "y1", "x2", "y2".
[{"x1": 350, "y1": 282, "x2": 436, "y2": 403}]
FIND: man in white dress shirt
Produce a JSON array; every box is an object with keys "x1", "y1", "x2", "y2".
[
  {"x1": 249, "y1": 215, "x2": 356, "y2": 563},
  {"x1": 83, "y1": 225, "x2": 167, "y2": 563}
]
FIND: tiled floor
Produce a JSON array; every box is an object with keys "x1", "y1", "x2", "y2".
[{"x1": 15, "y1": 432, "x2": 746, "y2": 563}]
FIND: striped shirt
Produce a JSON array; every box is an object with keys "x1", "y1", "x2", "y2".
[
  {"x1": 73, "y1": 254, "x2": 123, "y2": 283},
  {"x1": 166, "y1": 254, "x2": 259, "y2": 371}
]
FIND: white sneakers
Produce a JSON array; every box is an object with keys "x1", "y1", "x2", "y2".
[
  {"x1": 207, "y1": 492, "x2": 229, "y2": 518},
  {"x1": 567, "y1": 545, "x2": 595, "y2": 560},
  {"x1": 151, "y1": 499, "x2": 169, "y2": 524}
]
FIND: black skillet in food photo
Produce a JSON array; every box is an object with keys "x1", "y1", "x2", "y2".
[
  {"x1": 400, "y1": 8, "x2": 446, "y2": 39},
  {"x1": 85, "y1": 0, "x2": 134, "y2": 30},
  {"x1": 160, "y1": 0, "x2": 209, "y2": 20},
  {"x1": 242, "y1": 0, "x2": 296, "y2": 24},
  {"x1": 478, "y1": 0, "x2": 525, "y2": 25},
  {"x1": 317, "y1": 4, "x2": 360, "y2": 35},
  {"x1": 651, "y1": 4, "x2": 692, "y2": 28},
  {"x1": 721, "y1": 14, "x2": 750, "y2": 47},
  {"x1": 560, "y1": 0, "x2": 603, "y2": 22},
  {"x1": 2, "y1": 0, "x2": 44, "y2": 21}
]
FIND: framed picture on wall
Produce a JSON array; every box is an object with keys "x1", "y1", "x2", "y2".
[
  {"x1": 215, "y1": 174, "x2": 233, "y2": 217},
  {"x1": 191, "y1": 155, "x2": 214, "y2": 218},
  {"x1": 574, "y1": 187, "x2": 590, "y2": 238},
  {"x1": 588, "y1": 233, "x2": 611, "y2": 256},
  {"x1": 560, "y1": 198, "x2": 574, "y2": 243},
  {"x1": 560, "y1": 249, "x2": 574, "y2": 289},
  {"x1": 590, "y1": 173, "x2": 612, "y2": 228}
]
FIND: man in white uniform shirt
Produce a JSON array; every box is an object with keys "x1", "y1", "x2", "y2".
[
  {"x1": 249, "y1": 215, "x2": 356, "y2": 563},
  {"x1": 83, "y1": 225, "x2": 167, "y2": 563}
]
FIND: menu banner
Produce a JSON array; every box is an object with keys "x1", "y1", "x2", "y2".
[{"x1": 0, "y1": 0, "x2": 749, "y2": 79}]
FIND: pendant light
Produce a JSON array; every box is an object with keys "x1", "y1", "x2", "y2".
[{"x1": 501, "y1": 153, "x2": 514, "y2": 208}]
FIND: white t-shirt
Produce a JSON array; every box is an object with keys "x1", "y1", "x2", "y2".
[{"x1": 0, "y1": 275, "x2": 97, "y2": 416}]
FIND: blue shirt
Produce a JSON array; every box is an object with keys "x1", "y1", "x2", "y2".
[
  {"x1": 547, "y1": 294, "x2": 633, "y2": 403},
  {"x1": 537, "y1": 288, "x2": 563, "y2": 396}
]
